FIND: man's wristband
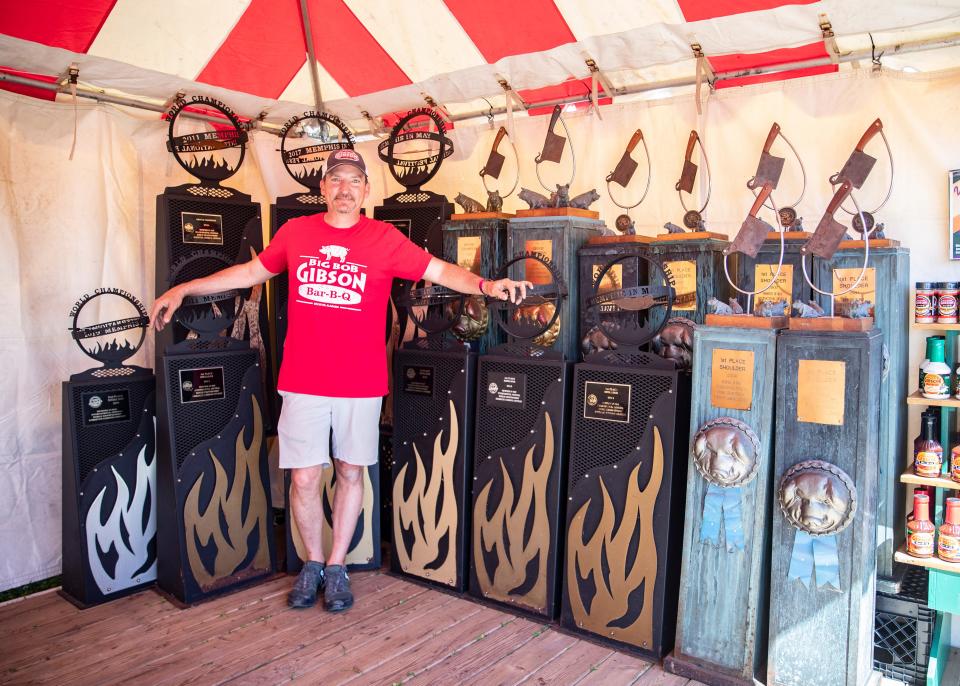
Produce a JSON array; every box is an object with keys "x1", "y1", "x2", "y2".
[{"x1": 478, "y1": 278, "x2": 486, "y2": 295}]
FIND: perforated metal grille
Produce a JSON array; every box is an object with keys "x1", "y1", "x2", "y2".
[
  {"x1": 393, "y1": 351, "x2": 464, "y2": 446},
  {"x1": 569, "y1": 367, "x2": 673, "y2": 490},
  {"x1": 72, "y1": 379, "x2": 152, "y2": 483},
  {"x1": 165, "y1": 352, "x2": 255, "y2": 471},
  {"x1": 271, "y1": 204, "x2": 321, "y2": 360},
  {"x1": 186, "y1": 186, "x2": 234, "y2": 198},
  {"x1": 374, "y1": 203, "x2": 446, "y2": 252},
  {"x1": 162, "y1": 197, "x2": 259, "y2": 283},
  {"x1": 475, "y1": 358, "x2": 562, "y2": 470}
]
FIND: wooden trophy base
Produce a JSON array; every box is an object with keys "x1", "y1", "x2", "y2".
[
  {"x1": 837, "y1": 238, "x2": 900, "y2": 250},
  {"x1": 766, "y1": 231, "x2": 812, "y2": 241},
  {"x1": 705, "y1": 313, "x2": 789, "y2": 329},
  {"x1": 450, "y1": 212, "x2": 514, "y2": 220},
  {"x1": 788, "y1": 316, "x2": 875, "y2": 332},
  {"x1": 514, "y1": 207, "x2": 599, "y2": 219},
  {"x1": 586, "y1": 233, "x2": 654, "y2": 246},
  {"x1": 652, "y1": 231, "x2": 727, "y2": 242},
  {"x1": 664, "y1": 651, "x2": 760, "y2": 686}
]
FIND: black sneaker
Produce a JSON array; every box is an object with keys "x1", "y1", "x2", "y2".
[
  {"x1": 323, "y1": 564, "x2": 353, "y2": 612},
  {"x1": 287, "y1": 561, "x2": 325, "y2": 609}
]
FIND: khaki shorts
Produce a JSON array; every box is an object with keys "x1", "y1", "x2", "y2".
[{"x1": 277, "y1": 392, "x2": 381, "y2": 469}]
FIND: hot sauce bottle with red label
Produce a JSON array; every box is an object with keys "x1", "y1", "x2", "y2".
[
  {"x1": 907, "y1": 493, "x2": 935, "y2": 558},
  {"x1": 938, "y1": 498, "x2": 960, "y2": 563},
  {"x1": 913, "y1": 414, "x2": 943, "y2": 478}
]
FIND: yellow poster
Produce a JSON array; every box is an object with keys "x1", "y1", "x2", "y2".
[
  {"x1": 524, "y1": 240, "x2": 554, "y2": 284},
  {"x1": 710, "y1": 349, "x2": 755, "y2": 410},
  {"x1": 833, "y1": 267, "x2": 876, "y2": 316},
  {"x1": 664, "y1": 260, "x2": 696, "y2": 311},
  {"x1": 797, "y1": 359, "x2": 846, "y2": 426},
  {"x1": 457, "y1": 236, "x2": 482, "y2": 274},
  {"x1": 754, "y1": 264, "x2": 794, "y2": 309}
]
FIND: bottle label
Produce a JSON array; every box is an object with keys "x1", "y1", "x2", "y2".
[
  {"x1": 952, "y1": 448, "x2": 960, "y2": 482},
  {"x1": 908, "y1": 531, "x2": 935, "y2": 556},
  {"x1": 923, "y1": 372, "x2": 949, "y2": 396},
  {"x1": 915, "y1": 293, "x2": 934, "y2": 321},
  {"x1": 915, "y1": 450, "x2": 943, "y2": 477},
  {"x1": 938, "y1": 533, "x2": 960, "y2": 562}
]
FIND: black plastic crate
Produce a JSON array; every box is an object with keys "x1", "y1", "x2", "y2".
[{"x1": 873, "y1": 566, "x2": 935, "y2": 685}]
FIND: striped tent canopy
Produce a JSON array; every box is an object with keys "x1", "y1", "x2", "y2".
[{"x1": 1, "y1": 0, "x2": 959, "y2": 131}]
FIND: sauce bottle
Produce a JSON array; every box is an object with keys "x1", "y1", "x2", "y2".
[
  {"x1": 952, "y1": 445, "x2": 960, "y2": 484},
  {"x1": 921, "y1": 337, "x2": 951, "y2": 399},
  {"x1": 914, "y1": 413, "x2": 944, "y2": 478},
  {"x1": 937, "y1": 498, "x2": 960, "y2": 563},
  {"x1": 907, "y1": 492, "x2": 935, "y2": 558},
  {"x1": 918, "y1": 337, "x2": 944, "y2": 393}
]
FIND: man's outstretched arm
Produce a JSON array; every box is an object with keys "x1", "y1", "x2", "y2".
[
  {"x1": 421, "y1": 257, "x2": 532, "y2": 303},
  {"x1": 149, "y1": 256, "x2": 278, "y2": 331}
]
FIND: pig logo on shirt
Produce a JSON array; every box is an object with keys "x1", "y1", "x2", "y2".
[{"x1": 319, "y1": 245, "x2": 349, "y2": 262}]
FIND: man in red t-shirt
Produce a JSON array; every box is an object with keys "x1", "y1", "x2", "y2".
[{"x1": 150, "y1": 148, "x2": 530, "y2": 612}]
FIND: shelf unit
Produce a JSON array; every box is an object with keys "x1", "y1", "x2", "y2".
[{"x1": 907, "y1": 391, "x2": 960, "y2": 408}]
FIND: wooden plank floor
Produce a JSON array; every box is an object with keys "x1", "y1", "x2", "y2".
[{"x1": 0, "y1": 569, "x2": 708, "y2": 686}]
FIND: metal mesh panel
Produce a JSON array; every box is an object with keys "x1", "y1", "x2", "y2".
[
  {"x1": 393, "y1": 351, "x2": 463, "y2": 445},
  {"x1": 72, "y1": 380, "x2": 152, "y2": 483},
  {"x1": 163, "y1": 197, "x2": 259, "y2": 283},
  {"x1": 374, "y1": 204, "x2": 445, "y2": 251},
  {"x1": 475, "y1": 358, "x2": 562, "y2": 469},
  {"x1": 165, "y1": 352, "x2": 254, "y2": 470},
  {"x1": 569, "y1": 367, "x2": 673, "y2": 490}
]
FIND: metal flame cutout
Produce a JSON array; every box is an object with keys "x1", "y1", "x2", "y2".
[
  {"x1": 85, "y1": 432, "x2": 157, "y2": 594},
  {"x1": 394, "y1": 400, "x2": 459, "y2": 585},
  {"x1": 474, "y1": 412, "x2": 555, "y2": 612},
  {"x1": 290, "y1": 467, "x2": 375, "y2": 564},
  {"x1": 567, "y1": 426, "x2": 663, "y2": 648},
  {"x1": 184, "y1": 396, "x2": 271, "y2": 590}
]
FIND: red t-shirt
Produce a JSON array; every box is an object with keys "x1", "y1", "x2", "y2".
[{"x1": 258, "y1": 213, "x2": 432, "y2": 397}]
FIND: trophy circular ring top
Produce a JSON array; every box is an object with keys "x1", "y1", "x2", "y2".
[
  {"x1": 395, "y1": 284, "x2": 465, "y2": 337},
  {"x1": 778, "y1": 460, "x2": 858, "y2": 537},
  {"x1": 279, "y1": 111, "x2": 355, "y2": 191},
  {"x1": 692, "y1": 417, "x2": 762, "y2": 488},
  {"x1": 69, "y1": 288, "x2": 149, "y2": 366},
  {"x1": 377, "y1": 108, "x2": 454, "y2": 190},
  {"x1": 168, "y1": 252, "x2": 245, "y2": 338},
  {"x1": 587, "y1": 252, "x2": 674, "y2": 349},
  {"x1": 490, "y1": 252, "x2": 567, "y2": 342},
  {"x1": 166, "y1": 96, "x2": 247, "y2": 184}
]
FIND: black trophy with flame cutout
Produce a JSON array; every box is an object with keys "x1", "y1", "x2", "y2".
[
  {"x1": 155, "y1": 255, "x2": 276, "y2": 605},
  {"x1": 467, "y1": 253, "x2": 570, "y2": 619},
  {"x1": 389, "y1": 284, "x2": 476, "y2": 591},
  {"x1": 270, "y1": 112, "x2": 358, "y2": 425},
  {"x1": 562, "y1": 251, "x2": 692, "y2": 658},
  {"x1": 62, "y1": 288, "x2": 157, "y2": 607},
  {"x1": 156, "y1": 95, "x2": 275, "y2": 432},
  {"x1": 375, "y1": 108, "x2": 455, "y2": 430}
]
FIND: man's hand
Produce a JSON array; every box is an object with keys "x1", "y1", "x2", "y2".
[
  {"x1": 483, "y1": 278, "x2": 533, "y2": 304},
  {"x1": 149, "y1": 285, "x2": 186, "y2": 331}
]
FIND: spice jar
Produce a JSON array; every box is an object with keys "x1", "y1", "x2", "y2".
[
  {"x1": 916, "y1": 282, "x2": 937, "y2": 323},
  {"x1": 937, "y1": 282, "x2": 959, "y2": 323}
]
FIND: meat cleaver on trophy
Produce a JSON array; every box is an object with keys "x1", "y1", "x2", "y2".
[
  {"x1": 831, "y1": 119, "x2": 883, "y2": 189},
  {"x1": 606, "y1": 129, "x2": 644, "y2": 187},
  {"x1": 803, "y1": 179, "x2": 853, "y2": 259},
  {"x1": 725, "y1": 184, "x2": 775, "y2": 258},
  {"x1": 480, "y1": 126, "x2": 508, "y2": 179},
  {"x1": 675, "y1": 130, "x2": 700, "y2": 194},
  {"x1": 535, "y1": 105, "x2": 566, "y2": 164},
  {"x1": 747, "y1": 122, "x2": 786, "y2": 190}
]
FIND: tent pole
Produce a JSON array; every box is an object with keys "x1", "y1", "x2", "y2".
[{"x1": 298, "y1": 0, "x2": 324, "y2": 113}]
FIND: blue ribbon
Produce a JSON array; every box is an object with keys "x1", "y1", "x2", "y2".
[
  {"x1": 788, "y1": 530, "x2": 841, "y2": 590},
  {"x1": 699, "y1": 483, "x2": 745, "y2": 551}
]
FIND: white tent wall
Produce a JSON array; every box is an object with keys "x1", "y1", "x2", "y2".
[{"x1": 1, "y1": 69, "x2": 958, "y2": 631}]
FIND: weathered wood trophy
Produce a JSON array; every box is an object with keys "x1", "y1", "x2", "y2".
[
  {"x1": 563, "y1": 251, "x2": 693, "y2": 659},
  {"x1": 649, "y1": 130, "x2": 729, "y2": 324},
  {"x1": 155, "y1": 96, "x2": 273, "y2": 432},
  {"x1": 61, "y1": 289, "x2": 156, "y2": 607},
  {"x1": 469, "y1": 253, "x2": 570, "y2": 618},
  {"x1": 810, "y1": 119, "x2": 907, "y2": 591},
  {"x1": 667, "y1": 123, "x2": 795, "y2": 685},
  {"x1": 442, "y1": 125, "x2": 518, "y2": 354},
  {"x1": 579, "y1": 128, "x2": 656, "y2": 356},
  {"x1": 765, "y1": 134, "x2": 885, "y2": 685},
  {"x1": 155, "y1": 256, "x2": 275, "y2": 605},
  {"x1": 733, "y1": 124, "x2": 815, "y2": 312},
  {"x1": 268, "y1": 111, "x2": 356, "y2": 421},
  {"x1": 388, "y1": 285, "x2": 477, "y2": 591},
  {"x1": 514, "y1": 105, "x2": 604, "y2": 360}
]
